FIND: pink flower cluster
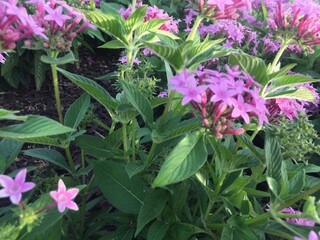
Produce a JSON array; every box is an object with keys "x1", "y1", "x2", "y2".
[
  {"x1": 119, "y1": 4, "x2": 179, "y2": 33},
  {"x1": 25, "y1": 0, "x2": 96, "y2": 51},
  {"x1": 169, "y1": 65, "x2": 269, "y2": 138},
  {"x1": 295, "y1": 231, "x2": 320, "y2": 240},
  {"x1": 0, "y1": 0, "x2": 46, "y2": 62},
  {"x1": 266, "y1": 83, "x2": 319, "y2": 120},
  {"x1": 268, "y1": 0, "x2": 320, "y2": 47},
  {"x1": 281, "y1": 207, "x2": 315, "y2": 227},
  {"x1": 0, "y1": 169, "x2": 79, "y2": 213}
]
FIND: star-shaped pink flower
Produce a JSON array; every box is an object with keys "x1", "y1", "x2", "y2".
[
  {"x1": 44, "y1": 6, "x2": 71, "y2": 27},
  {"x1": 207, "y1": 0, "x2": 234, "y2": 12},
  {"x1": 50, "y1": 179, "x2": 79, "y2": 213},
  {"x1": 0, "y1": 169, "x2": 35, "y2": 205}
]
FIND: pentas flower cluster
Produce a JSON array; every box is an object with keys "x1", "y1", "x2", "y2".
[
  {"x1": 266, "y1": 83, "x2": 319, "y2": 120},
  {"x1": 169, "y1": 65, "x2": 269, "y2": 138},
  {"x1": 0, "y1": 0, "x2": 46, "y2": 62},
  {"x1": 0, "y1": 169, "x2": 79, "y2": 214},
  {"x1": 25, "y1": 0, "x2": 95, "y2": 51},
  {"x1": 268, "y1": 0, "x2": 320, "y2": 49},
  {"x1": 119, "y1": 4, "x2": 179, "y2": 34},
  {"x1": 281, "y1": 207, "x2": 315, "y2": 226}
]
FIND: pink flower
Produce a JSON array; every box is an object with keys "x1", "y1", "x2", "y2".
[
  {"x1": 0, "y1": 169, "x2": 35, "y2": 205},
  {"x1": 295, "y1": 231, "x2": 320, "y2": 240},
  {"x1": 281, "y1": 207, "x2": 315, "y2": 227},
  {"x1": 50, "y1": 179, "x2": 79, "y2": 213},
  {"x1": 44, "y1": 5, "x2": 71, "y2": 27}
]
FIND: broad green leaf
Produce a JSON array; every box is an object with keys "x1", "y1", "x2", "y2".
[
  {"x1": 109, "y1": 226, "x2": 135, "y2": 240},
  {"x1": 265, "y1": 75, "x2": 318, "y2": 95},
  {"x1": 265, "y1": 87, "x2": 317, "y2": 102},
  {"x1": 64, "y1": 93, "x2": 91, "y2": 129},
  {"x1": 166, "y1": 223, "x2": 206, "y2": 240},
  {"x1": 40, "y1": 51, "x2": 76, "y2": 65},
  {"x1": 288, "y1": 170, "x2": 305, "y2": 195},
  {"x1": 57, "y1": 68, "x2": 118, "y2": 113},
  {"x1": 135, "y1": 18, "x2": 168, "y2": 38},
  {"x1": 91, "y1": 160, "x2": 146, "y2": 214},
  {"x1": 34, "y1": 51, "x2": 47, "y2": 91},
  {"x1": 229, "y1": 53, "x2": 269, "y2": 87},
  {"x1": 268, "y1": 63, "x2": 297, "y2": 79},
  {"x1": 151, "y1": 29, "x2": 180, "y2": 41},
  {"x1": 0, "y1": 115, "x2": 73, "y2": 140},
  {"x1": 265, "y1": 130, "x2": 282, "y2": 182},
  {"x1": 84, "y1": 10, "x2": 128, "y2": 46},
  {"x1": 120, "y1": 80, "x2": 154, "y2": 126},
  {"x1": 76, "y1": 135, "x2": 123, "y2": 159},
  {"x1": 23, "y1": 148, "x2": 71, "y2": 172},
  {"x1": 152, "y1": 131, "x2": 207, "y2": 187},
  {"x1": 98, "y1": 39, "x2": 126, "y2": 49},
  {"x1": 143, "y1": 42, "x2": 183, "y2": 71},
  {"x1": 147, "y1": 220, "x2": 170, "y2": 240},
  {"x1": 0, "y1": 139, "x2": 24, "y2": 173},
  {"x1": 135, "y1": 189, "x2": 169, "y2": 236},
  {"x1": 124, "y1": 6, "x2": 147, "y2": 34}
]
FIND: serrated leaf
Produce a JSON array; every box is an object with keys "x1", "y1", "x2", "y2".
[
  {"x1": 40, "y1": 51, "x2": 76, "y2": 65},
  {"x1": 57, "y1": 68, "x2": 118, "y2": 113},
  {"x1": 265, "y1": 87, "x2": 317, "y2": 102},
  {"x1": 120, "y1": 80, "x2": 154, "y2": 126},
  {"x1": 124, "y1": 6, "x2": 147, "y2": 34},
  {"x1": 147, "y1": 220, "x2": 170, "y2": 240},
  {"x1": 23, "y1": 148, "x2": 71, "y2": 172},
  {"x1": 98, "y1": 39, "x2": 126, "y2": 49},
  {"x1": 143, "y1": 42, "x2": 183, "y2": 71},
  {"x1": 135, "y1": 189, "x2": 169, "y2": 236},
  {"x1": 229, "y1": 53, "x2": 269, "y2": 87},
  {"x1": 152, "y1": 131, "x2": 207, "y2": 187},
  {"x1": 64, "y1": 93, "x2": 91, "y2": 129},
  {"x1": 265, "y1": 75, "x2": 318, "y2": 95},
  {"x1": 91, "y1": 160, "x2": 146, "y2": 214}
]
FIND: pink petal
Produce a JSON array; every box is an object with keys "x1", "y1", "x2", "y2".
[
  {"x1": 58, "y1": 203, "x2": 66, "y2": 213},
  {"x1": 15, "y1": 169, "x2": 27, "y2": 185},
  {"x1": 66, "y1": 188, "x2": 79, "y2": 199},
  {"x1": 58, "y1": 179, "x2": 66, "y2": 192},
  {"x1": 50, "y1": 191, "x2": 58, "y2": 201},
  {"x1": 0, "y1": 188, "x2": 9, "y2": 198},
  {"x1": 0, "y1": 175, "x2": 13, "y2": 188},
  {"x1": 21, "y1": 182, "x2": 35, "y2": 192},
  {"x1": 10, "y1": 193, "x2": 21, "y2": 205},
  {"x1": 66, "y1": 201, "x2": 78, "y2": 211}
]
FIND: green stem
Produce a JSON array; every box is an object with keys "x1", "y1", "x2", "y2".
[
  {"x1": 159, "y1": 90, "x2": 176, "y2": 127},
  {"x1": 109, "y1": 121, "x2": 116, "y2": 134},
  {"x1": 65, "y1": 147, "x2": 76, "y2": 173},
  {"x1": 250, "y1": 126, "x2": 262, "y2": 141},
  {"x1": 187, "y1": 15, "x2": 204, "y2": 41},
  {"x1": 122, "y1": 122, "x2": 129, "y2": 163},
  {"x1": 94, "y1": 119, "x2": 110, "y2": 131},
  {"x1": 50, "y1": 51, "x2": 64, "y2": 124},
  {"x1": 147, "y1": 142, "x2": 157, "y2": 164},
  {"x1": 131, "y1": 0, "x2": 137, "y2": 14},
  {"x1": 268, "y1": 42, "x2": 289, "y2": 75}
]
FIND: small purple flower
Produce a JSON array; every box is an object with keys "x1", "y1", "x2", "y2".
[
  {"x1": 281, "y1": 207, "x2": 315, "y2": 227},
  {"x1": 0, "y1": 169, "x2": 35, "y2": 205},
  {"x1": 295, "y1": 231, "x2": 320, "y2": 240}
]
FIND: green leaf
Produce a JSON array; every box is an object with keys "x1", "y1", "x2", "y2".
[
  {"x1": 40, "y1": 52, "x2": 76, "y2": 65},
  {"x1": 229, "y1": 53, "x2": 269, "y2": 87},
  {"x1": 135, "y1": 18, "x2": 168, "y2": 39},
  {"x1": 64, "y1": 93, "x2": 91, "y2": 129},
  {"x1": 91, "y1": 160, "x2": 146, "y2": 214},
  {"x1": 0, "y1": 115, "x2": 73, "y2": 141},
  {"x1": 34, "y1": 52, "x2": 47, "y2": 91},
  {"x1": 124, "y1": 6, "x2": 147, "y2": 34},
  {"x1": 288, "y1": 170, "x2": 305, "y2": 195},
  {"x1": 147, "y1": 220, "x2": 170, "y2": 240},
  {"x1": 152, "y1": 131, "x2": 207, "y2": 187},
  {"x1": 143, "y1": 42, "x2": 183, "y2": 71},
  {"x1": 268, "y1": 63, "x2": 297, "y2": 79},
  {"x1": 265, "y1": 87, "x2": 317, "y2": 102},
  {"x1": 76, "y1": 135, "x2": 123, "y2": 160},
  {"x1": 98, "y1": 39, "x2": 126, "y2": 49},
  {"x1": 0, "y1": 139, "x2": 24, "y2": 173},
  {"x1": 135, "y1": 189, "x2": 169, "y2": 236},
  {"x1": 23, "y1": 148, "x2": 71, "y2": 172},
  {"x1": 84, "y1": 10, "x2": 128, "y2": 46},
  {"x1": 265, "y1": 130, "x2": 282, "y2": 182},
  {"x1": 265, "y1": 75, "x2": 318, "y2": 95},
  {"x1": 0, "y1": 109, "x2": 27, "y2": 121},
  {"x1": 57, "y1": 68, "x2": 118, "y2": 113},
  {"x1": 167, "y1": 223, "x2": 205, "y2": 240},
  {"x1": 120, "y1": 80, "x2": 154, "y2": 126}
]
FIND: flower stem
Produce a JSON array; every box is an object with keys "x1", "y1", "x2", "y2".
[
  {"x1": 159, "y1": 90, "x2": 176, "y2": 127},
  {"x1": 122, "y1": 122, "x2": 129, "y2": 163},
  {"x1": 268, "y1": 42, "x2": 289, "y2": 74},
  {"x1": 65, "y1": 147, "x2": 76, "y2": 173},
  {"x1": 146, "y1": 141, "x2": 157, "y2": 164}
]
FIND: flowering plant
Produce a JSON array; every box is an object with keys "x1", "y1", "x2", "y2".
[{"x1": 1, "y1": 0, "x2": 320, "y2": 239}]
